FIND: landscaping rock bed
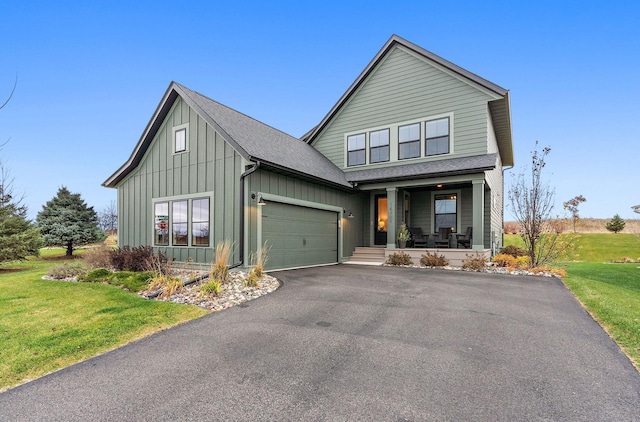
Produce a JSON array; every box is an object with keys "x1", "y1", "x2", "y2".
[{"x1": 139, "y1": 271, "x2": 280, "y2": 312}]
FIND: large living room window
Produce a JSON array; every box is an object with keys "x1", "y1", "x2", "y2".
[
  {"x1": 347, "y1": 133, "x2": 366, "y2": 166},
  {"x1": 425, "y1": 117, "x2": 450, "y2": 156},
  {"x1": 434, "y1": 193, "x2": 457, "y2": 232},
  {"x1": 153, "y1": 196, "x2": 211, "y2": 247},
  {"x1": 369, "y1": 129, "x2": 389, "y2": 163},
  {"x1": 398, "y1": 123, "x2": 420, "y2": 159}
]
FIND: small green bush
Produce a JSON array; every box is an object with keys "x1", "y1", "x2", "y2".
[
  {"x1": 108, "y1": 271, "x2": 153, "y2": 292},
  {"x1": 78, "y1": 268, "x2": 112, "y2": 282},
  {"x1": 245, "y1": 271, "x2": 260, "y2": 287},
  {"x1": 500, "y1": 245, "x2": 527, "y2": 258},
  {"x1": 199, "y1": 279, "x2": 223, "y2": 297},
  {"x1": 420, "y1": 252, "x2": 448, "y2": 267},
  {"x1": 386, "y1": 252, "x2": 413, "y2": 266},
  {"x1": 47, "y1": 262, "x2": 87, "y2": 279},
  {"x1": 462, "y1": 253, "x2": 487, "y2": 271}
]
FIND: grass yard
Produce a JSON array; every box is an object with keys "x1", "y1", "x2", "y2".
[
  {"x1": 504, "y1": 233, "x2": 640, "y2": 368},
  {"x1": 0, "y1": 249, "x2": 208, "y2": 392}
]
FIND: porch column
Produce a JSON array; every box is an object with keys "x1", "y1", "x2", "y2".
[
  {"x1": 386, "y1": 187, "x2": 397, "y2": 249},
  {"x1": 472, "y1": 180, "x2": 485, "y2": 250}
]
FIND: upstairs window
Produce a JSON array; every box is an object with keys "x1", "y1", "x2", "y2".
[
  {"x1": 347, "y1": 133, "x2": 366, "y2": 166},
  {"x1": 398, "y1": 123, "x2": 420, "y2": 159},
  {"x1": 174, "y1": 127, "x2": 187, "y2": 153},
  {"x1": 425, "y1": 117, "x2": 450, "y2": 156},
  {"x1": 369, "y1": 129, "x2": 390, "y2": 163}
]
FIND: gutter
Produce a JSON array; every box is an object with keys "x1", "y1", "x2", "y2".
[
  {"x1": 501, "y1": 165, "x2": 515, "y2": 248},
  {"x1": 229, "y1": 160, "x2": 261, "y2": 269}
]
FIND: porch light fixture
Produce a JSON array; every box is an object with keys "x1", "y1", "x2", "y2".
[
  {"x1": 436, "y1": 184, "x2": 443, "y2": 188},
  {"x1": 257, "y1": 195, "x2": 266, "y2": 206},
  {"x1": 348, "y1": 211, "x2": 354, "y2": 219}
]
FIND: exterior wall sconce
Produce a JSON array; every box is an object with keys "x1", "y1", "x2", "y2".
[
  {"x1": 257, "y1": 195, "x2": 266, "y2": 206},
  {"x1": 344, "y1": 209, "x2": 354, "y2": 218}
]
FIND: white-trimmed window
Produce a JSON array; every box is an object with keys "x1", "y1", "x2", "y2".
[
  {"x1": 174, "y1": 124, "x2": 188, "y2": 153},
  {"x1": 425, "y1": 117, "x2": 450, "y2": 156},
  {"x1": 347, "y1": 133, "x2": 366, "y2": 166},
  {"x1": 153, "y1": 196, "x2": 210, "y2": 247},
  {"x1": 398, "y1": 123, "x2": 420, "y2": 159},
  {"x1": 369, "y1": 129, "x2": 390, "y2": 163}
]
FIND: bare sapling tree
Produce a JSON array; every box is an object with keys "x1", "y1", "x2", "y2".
[
  {"x1": 508, "y1": 142, "x2": 575, "y2": 267},
  {"x1": 563, "y1": 195, "x2": 586, "y2": 233},
  {"x1": 98, "y1": 200, "x2": 118, "y2": 234}
]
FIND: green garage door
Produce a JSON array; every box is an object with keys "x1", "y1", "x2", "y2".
[{"x1": 262, "y1": 202, "x2": 338, "y2": 270}]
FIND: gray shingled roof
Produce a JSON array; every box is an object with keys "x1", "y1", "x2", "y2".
[
  {"x1": 345, "y1": 153, "x2": 498, "y2": 183},
  {"x1": 175, "y1": 83, "x2": 351, "y2": 188}
]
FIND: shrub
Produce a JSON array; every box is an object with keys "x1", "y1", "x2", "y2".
[
  {"x1": 420, "y1": 252, "x2": 448, "y2": 267},
  {"x1": 110, "y1": 246, "x2": 155, "y2": 272},
  {"x1": 158, "y1": 277, "x2": 183, "y2": 299},
  {"x1": 78, "y1": 268, "x2": 112, "y2": 282},
  {"x1": 514, "y1": 256, "x2": 531, "y2": 269},
  {"x1": 47, "y1": 262, "x2": 87, "y2": 279},
  {"x1": 144, "y1": 251, "x2": 173, "y2": 276},
  {"x1": 462, "y1": 253, "x2": 487, "y2": 271},
  {"x1": 529, "y1": 266, "x2": 567, "y2": 277},
  {"x1": 491, "y1": 253, "x2": 517, "y2": 268},
  {"x1": 249, "y1": 243, "x2": 270, "y2": 279},
  {"x1": 109, "y1": 271, "x2": 153, "y2": 292},
  {"x1": 386, "y1": 252, "x2": 413, "y2": 266},
  {"x1": 244, "y1": 271, "x2": 260, "y2": 287},
  {"x1": 500, "y1": 245, "x2": 527, "y2": 258},
  {"x1": 82, "y1": 244, "x2": 114, "y2": 269},
  {"x1": 210, "y1": 240, "x2": 232, "y2": 283},
  {"x1": 199, "y1": 279, "x2": 223, "y2": 297}
]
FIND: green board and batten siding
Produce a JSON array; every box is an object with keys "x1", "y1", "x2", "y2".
[
  {"x1": 311, "y1": 45, "x2": 499, "y2": 169},
  {"x1": 116, "y1": 98, "x2": 242, "y2": 264},
  {"x1": 248, "y1": 169, "x2": 365, "y2": 270}
]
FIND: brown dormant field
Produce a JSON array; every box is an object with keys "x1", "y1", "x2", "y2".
[{"x1": 504, "y1": 218, "x2": 640, "y2": 234}]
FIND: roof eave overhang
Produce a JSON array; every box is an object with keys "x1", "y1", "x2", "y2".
[
  {"x1": 257, "y1": 159, "x2": 354, "y2": 191},
  {"x1": 489, "y1": 92, "x2": 514, "y2": 167},
  {"x1": 347, "y1": 165, "x2": 496, "y2": 185}
]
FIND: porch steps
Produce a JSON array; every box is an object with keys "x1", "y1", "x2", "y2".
[{"x1": 346, "y1": 247, "x2": 386, "y2": 265}]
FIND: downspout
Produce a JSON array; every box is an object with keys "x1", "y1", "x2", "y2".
[
  {"x1": 501, "y1": 165, "x2": 514, "y2": 249},
  {"x1": 229, "y1": 160, "x2": 261, "y2": 269}
]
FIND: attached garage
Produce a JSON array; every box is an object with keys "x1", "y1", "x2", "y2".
[{"x1": 261, "y1": 201, "x2": 339, "y2": 270}]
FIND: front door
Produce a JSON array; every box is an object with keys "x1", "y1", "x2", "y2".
[{"x1": 374, "y1": 194, "x2": 387, "y2": 245}]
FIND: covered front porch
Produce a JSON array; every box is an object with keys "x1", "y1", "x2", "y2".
[
  {"x1": 348, "y1": 246, "x2": 490, "y2": 267},
  {"x1": 360, "y1": 176, "x2": 499, "y2": 254}
]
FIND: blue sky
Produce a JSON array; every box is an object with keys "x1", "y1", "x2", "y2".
[{"x1": 1, "y1": 0, "x2": 639, "y2": 221}]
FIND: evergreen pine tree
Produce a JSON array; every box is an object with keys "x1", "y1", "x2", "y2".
[
  {"x1": 0, "y1": 169, "x2": 42, "y2": 262},
  {"x1": 605, "y1": 214, "x2": 626, "y2": 234},
  {"x1": 36, "y1": 186, "x2": 105, "y2": 256}
]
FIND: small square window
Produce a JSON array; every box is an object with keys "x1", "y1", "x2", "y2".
[{"x1": 175, "y1": 128, "x2": 186, "y2": 153}]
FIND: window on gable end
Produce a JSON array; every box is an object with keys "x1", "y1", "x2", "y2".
[
  {"x1": 174, "y1": 127, "x2": 187, "y2": 153},
  {"x1": 369, "y1": 129, "x2": 390, "y2": 163},
  {"x1": 399, "y1": 123, "x2": 421, "y2": 159},
  {"x1": 347, "y1": 133, "x2": 366, "y2": 166},
  {"x1": 425, "y1": 117, "x2": 450, "y2": 156}
]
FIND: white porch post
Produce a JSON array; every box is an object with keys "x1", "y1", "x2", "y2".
[
  {"x1": 386, "y1": 187, "x2": 397, "y2": 249},
  {"x1": 472, "y1": 180, "x2": 485, "y2": 250}
]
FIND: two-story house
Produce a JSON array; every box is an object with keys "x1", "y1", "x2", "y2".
[{"x1": 103, "y1": 35, "x2": 513, "y2": 270}]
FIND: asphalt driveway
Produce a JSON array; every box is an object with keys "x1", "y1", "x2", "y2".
[{"x1": 1, "y1": 265, "x2": 639, "y2": 421}]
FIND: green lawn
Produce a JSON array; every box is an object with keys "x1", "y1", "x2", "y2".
[
  {"x1": 504, "y1": 233, "x2": 640, "y2": 367},
  {"x1": 0, "y1": 249, "x2": 208, "y2": 391}
]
